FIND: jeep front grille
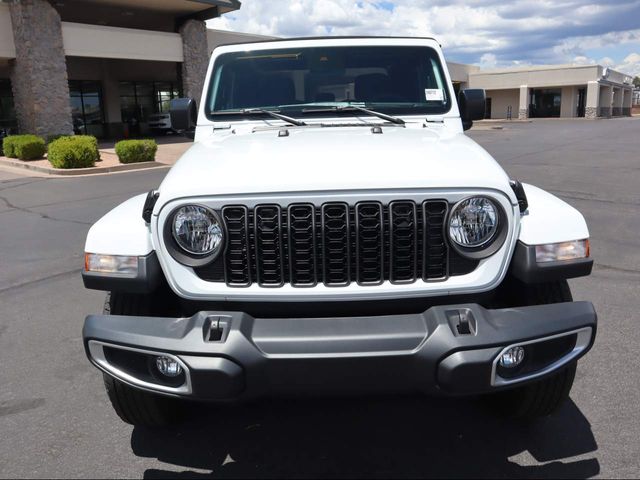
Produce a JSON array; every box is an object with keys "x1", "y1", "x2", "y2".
[{"x1": 195, "y1": 201, "x2": 479, "y2": 287}]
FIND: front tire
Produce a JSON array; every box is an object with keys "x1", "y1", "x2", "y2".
[
  {"x1": 101, "y1": 292, "x2": 186, "y2": 427},
  {"x1": 489, "y1": 280, "x2": 578, "y2": 419},
  {"x1": 103, "y1": 373, "x2": 183, "y2": 428}
]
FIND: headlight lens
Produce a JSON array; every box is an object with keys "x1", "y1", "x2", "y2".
[
  {"x1": 449, "y1": 197, "x2": 499, "y2": 248},
  {"x1": 172, "y1": 205, "x2": 223, "y2": 256}
]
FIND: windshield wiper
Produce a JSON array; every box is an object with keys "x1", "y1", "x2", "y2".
[
  {"x1": 301, "y1": 104, "x2": 405, "y2": 125},
  {"x1": 212, "y1": 108, "x2": 307, "y2": 127}
]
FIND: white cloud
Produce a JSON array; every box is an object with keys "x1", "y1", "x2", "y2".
[
  {"x1": 598, "y1": 57, "x2": 615, "y2": 67},
  {"x1": 479, "y1": 53, "x2": 497, "y2": 69},
  {"x1": 616, "y1": 52, "x2": 640, "y2": 77},
  {"x1": 208, "y1": 0, "x2": 640, "y2": 72},
  {"x1": 572, "y1": 56, "x2": 595, "y2": 65}
]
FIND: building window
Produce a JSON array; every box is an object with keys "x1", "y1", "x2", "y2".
[
  {"x1": 0, "y1": 79, "x2": 16, "y2": 131},
  {"x1": 69, "y1": 80, "x2": 105, "y2": 138},
  {"x1": 529, "y1": 89, "x2": 562, "y2": 118},
  {"x1": 119, "y1": 81, "x2": 181, "y2": 127}
]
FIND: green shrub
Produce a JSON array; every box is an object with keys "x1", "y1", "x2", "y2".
[
  {"x1": 2, "y1": 136, "x2": 18, "y2": 157},
  {"x1": 3, "y1": 135, "x2": 46, "y2": 160},
  {"x1": 46, "y1": 134, "x2": 72, "y2": 145},
  {"x1": 115, "y1": 139, "x2": 157, "y2": 164},
  {"x1": 47, "y1": 135, "x2": 100, "y2": 169}
]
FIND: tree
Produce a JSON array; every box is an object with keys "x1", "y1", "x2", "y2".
[{"x1": 634, "y1": 76, "x2": 640, "y2": 88}]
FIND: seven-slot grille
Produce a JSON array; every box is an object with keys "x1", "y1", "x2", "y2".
[{"x1": 196, "y1": 201, "x2": 478, "y2": 287}]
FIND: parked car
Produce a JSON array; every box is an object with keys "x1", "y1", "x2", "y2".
[
  {"x1": 82, "y1": 37, "x2": 596, "y2": 427},
  {"x1": 148, "y1": 113, "x2": 173, "y2": 134}
]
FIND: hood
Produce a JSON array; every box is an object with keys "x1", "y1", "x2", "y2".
[{"x1": 158, "y1": 125, "x2": 514, "y2": 203}]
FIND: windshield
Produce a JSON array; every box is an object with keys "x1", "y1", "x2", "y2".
[{"x1": 206, "y1": 45, "x2": 452, "y2": 120}]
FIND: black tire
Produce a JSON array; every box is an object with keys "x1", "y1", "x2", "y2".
[
  {"x1": 101, "y1": 292, "x2": 185, "y2": 427},
  {"x1": 103, "y1": 373, "x2": 183, "y2": 428},
  {"x1": 493, "y1": 361, "x2": 577, "y2": 419},
  {"x1": 489, "y1": 280, "x2": 577, "y2": 419}
]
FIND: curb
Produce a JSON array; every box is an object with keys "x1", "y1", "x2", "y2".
[{"x1": 0, "y1": 158, "x2": 169, "y2": 176}]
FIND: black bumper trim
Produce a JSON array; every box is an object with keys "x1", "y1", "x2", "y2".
[
  {"x1": 81, "y1": 252, "x2": 162, "y2": 293},
  {"x1": 510, "y1": 241, "x2": 593, "y2": 283},
  {"x1": 83, "y1": 301, "x2": 596, "y2": 400}
]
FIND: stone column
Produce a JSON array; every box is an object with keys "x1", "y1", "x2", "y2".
[
  {"x1": 8, "y1": 0, "x2": 73, "y2": 137},
  {"x1": 600, "y1": 85, "x2": 613, "y2": 118},
  {"x1": 518, "y1": 85, "x2": 529, "y2": 119},
  {"x1": 179, "y1": 19, "x2": 208, "y2": 106},
  {"x1": 585, "y1": 81, "x2": 599, "y2": 119},
  {"x1": 623, "y1": 88, "x2": 633, "y2": 116},
  {"x1": 613, "y1": 87, "x2": 624, "y2": 116}
]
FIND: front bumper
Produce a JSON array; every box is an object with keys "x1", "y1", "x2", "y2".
[{"x1": 83, "y1": 301, "x2": 596, "y2": 400}]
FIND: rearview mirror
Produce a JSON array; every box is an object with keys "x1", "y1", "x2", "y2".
[
  {"x1": 170, "y1": 98, "x2": 197, "y2": 137},
  {"x1": 458, "y1": 89, "x2": 486, "y2": 131}
]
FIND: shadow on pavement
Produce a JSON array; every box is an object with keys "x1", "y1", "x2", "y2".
[{"x1": 131, "y1": 394, "x2": 599, "y2": 478}]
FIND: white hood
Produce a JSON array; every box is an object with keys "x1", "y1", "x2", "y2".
[{"x1": 158, "y1": 124, "x2": 515, "y2": 203}]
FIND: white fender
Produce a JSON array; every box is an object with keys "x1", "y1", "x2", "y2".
[
  {"x1": 519, "y1": 184, "x2": 589, "y2": 245},
  {"x1": 85, "y1": 194, "x2": 153, "y2": 256}
]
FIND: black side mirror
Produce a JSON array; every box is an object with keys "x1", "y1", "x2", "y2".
[
  {"x1": 458, "y1": 89, "x2": 486, "y2": 131},
  {"x1": 170, "y1": 98, "x2": 197, "y2": 138}
]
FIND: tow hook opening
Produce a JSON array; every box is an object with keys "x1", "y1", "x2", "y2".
[
  {"x1": 446, "y1": 308, "x2": 477, "y2": 336},
  {"x1": 204, "y1": 316, "x2": 231, "y2": 342}
]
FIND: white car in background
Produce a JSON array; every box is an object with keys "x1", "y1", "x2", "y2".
[{"x1": 81, "y1": 37, "x2": 596, "y2": 428}]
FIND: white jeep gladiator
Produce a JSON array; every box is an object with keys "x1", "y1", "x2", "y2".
[{"x1": 82, "y1": 37, "x2": 596, "y2": 427}]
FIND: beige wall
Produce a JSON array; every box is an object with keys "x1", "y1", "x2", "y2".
[
  {"x1": 560, "y1": 86, "x2": 577, "y2": 117},
  {"x1": 485, "y1": 89, "x2": 519, "y2": 119},
  {"x1": 207, "y1": 29, "x2": 276, "y2": 54},
  {"x1": 447, "y1": 61, "x2": 480, "y2": 87},
  {"x1": 62, "y1": 22, "x2": 183, "y2": 62},
  {"x1": 0, "y1": 4, "x2": 16, "y2": 59},
  {"x1": 470, "y1": 65, "x2": 600, "y2": 90}
]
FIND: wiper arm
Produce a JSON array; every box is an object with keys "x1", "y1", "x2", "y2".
[
  {"x1": 211, "y1": 108, "x2": 306, "y2": 127},
  {"x1": 302, "y1": 104, "x2": 405, "y2": 125}
]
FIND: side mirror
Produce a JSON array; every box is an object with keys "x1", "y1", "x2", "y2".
[
  {"x1": 170, "y1": 98, "x2": 197, "y2": 137},
  {"x1": 458, "y1": 89, "x2": 486, "y2": 131}
]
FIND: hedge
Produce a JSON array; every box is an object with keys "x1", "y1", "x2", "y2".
[
  {"x1": 47, "y1": 135, "x2": 100, "y2": 169},
  {"x1": 3, "y1": 135, "x2": 46, "y2": 160},
  {"x1": 46, "y1": 134, "x2": 68, "y2": 145},
  {"x1": 115, "y1": 139, "x2": 157, "y2": 164}
]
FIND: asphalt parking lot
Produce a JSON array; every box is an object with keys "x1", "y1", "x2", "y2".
[{"x1": 1, "y1": 117, "x2": 639, "y2": 478}]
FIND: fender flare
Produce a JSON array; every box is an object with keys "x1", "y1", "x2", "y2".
[
  {"x1": 83, "y1": 194, "x2": 163, "y2": 293},
  {"x1": 511, "y1": 184, "x2": 592, "y2": 283},
  {"x1": 85, "y1": 194, "x2": 153, "y2": 256},
  {"x1": 518, "y1": 183, "x2": 589, "y2": 245}
]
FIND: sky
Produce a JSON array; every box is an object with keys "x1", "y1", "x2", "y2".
[{"x1": 208, "y1": 0, "x2": 640, "y2": 77}]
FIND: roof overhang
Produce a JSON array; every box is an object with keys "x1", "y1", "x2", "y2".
[{"x1": 60, "y1": 0, "x2": 241, "y2": 21}]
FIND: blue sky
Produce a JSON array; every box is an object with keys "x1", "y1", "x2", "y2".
[{"x1": 208, "y1": 0, "x2": 640, "y2": 76}]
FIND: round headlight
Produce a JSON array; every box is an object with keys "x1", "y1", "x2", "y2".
[
  {"x1": 449, "y1": 197, "x2": 499, "y2": 248},
  {"x1": 172, "y1": 205, "x2": 223, "y2": 256}
]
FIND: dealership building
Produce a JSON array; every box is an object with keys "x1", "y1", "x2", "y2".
[
  {"x1": 456, "y1": 64, "x2": 635, "y2": 120},
  {"x1": 0, "y1": 0, "x2": 636, "y2": 140},
  {"x1": 0, "y1": 0, "x2": 274, "y2": 139}
]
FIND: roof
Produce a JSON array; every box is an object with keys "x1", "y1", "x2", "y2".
[
  {"x1": 471, "y1": 63, "x2": 599, "y2": 75},
  {"x1": 207, "y1": 35, "x2": 439, "y2": 47}
]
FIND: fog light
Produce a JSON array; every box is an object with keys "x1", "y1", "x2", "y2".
[
  {"x1": 499, "y1": 346, "x2": 525, "y2": 368},
  {"x1": 155, "y1": 356, "x2": 183, "y2": 377}
]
